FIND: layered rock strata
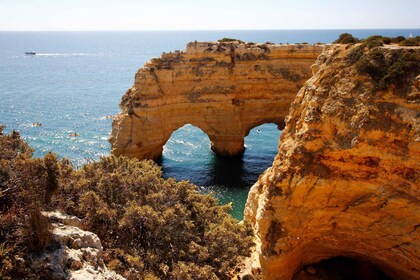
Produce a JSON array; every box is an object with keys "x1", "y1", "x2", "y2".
[
  {"x1": 244, "y1": 45, "x2": 420, "y2": 279},
  {"x1": 110, "y1": 41, "x2": 323, "y2": 160}
]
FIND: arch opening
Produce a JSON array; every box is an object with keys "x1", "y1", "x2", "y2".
[
  {"x1": 293, "y1": 256, "x2": 392, "y2": 280},
  {"x1": 159, "y1": 122, "x2": 282, "y2": 220},
  {"x1": 159, "y1": 124, "x2": 213, "y2": 182},
  {"x1": 241, "y1": 122, "x2": 282, "y2": 189}
]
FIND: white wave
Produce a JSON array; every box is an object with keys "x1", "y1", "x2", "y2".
[
  {"x1": 31, "y1": 53, "x2": 102, "y2": 57},
  {"x1": 96, "y1": 115, "x2": 114, "y2": 121},
  {"x1": 173, "y1": 139, "x2": 199, "y2": 149}
]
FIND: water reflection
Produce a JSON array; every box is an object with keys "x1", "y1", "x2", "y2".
[{"x1": 204, "y1": 156, "x2": 246, "y2": 187}]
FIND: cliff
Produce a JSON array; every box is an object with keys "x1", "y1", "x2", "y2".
[
  {"x1": 110, "y1": 41, "x2": 323, "y2": 160},
  {"x1": 244, "y1": 45, "x2": 420, "y2": 279}
]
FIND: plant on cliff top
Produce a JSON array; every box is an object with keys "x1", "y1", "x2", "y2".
[
  {"x1": 363, "y1": 35, "x2": 384, "y2": 49},
  {"x1": 399, "y1": 36, "x2": 420, "y2": 46},
  {"x1": 354, "y1": 48, "x2": 420, "y2": 92},
  {"x1": 336, "y1": 33, "x2": 420, "y2": 47},
  {"x1": 333, "y1": 33, "x2": 359, "y2": 44},
  {"x1": 218, "y1": 38, "x2": 245, "y2": 44}
]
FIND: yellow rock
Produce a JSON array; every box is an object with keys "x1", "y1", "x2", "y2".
[
  {"x1": 244, "y1": 45, "x2": 420, "y2": 279},
  {"x1": 110, "y1": 41, "x2": 323, "y2": 160}
]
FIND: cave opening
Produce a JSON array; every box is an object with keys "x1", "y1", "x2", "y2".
[{"x1": 293, "y1": 256, "x2": 391, "y2": 280}]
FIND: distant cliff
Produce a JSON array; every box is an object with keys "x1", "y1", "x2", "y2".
[
  {"x1": 110, "y1": 41, "x2": 323, "y2": 160},
  {"x1": 244, "y1": 44, "x2": 420, "y2": 279}
]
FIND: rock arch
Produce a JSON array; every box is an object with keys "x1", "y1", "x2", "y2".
[{"x1": 110, "y1": 41, "x2": 323, "y2": 160}]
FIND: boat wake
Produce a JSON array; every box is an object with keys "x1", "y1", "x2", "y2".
[{"x1": 27, "y1": 53, "x2": 103, "y2": 57}]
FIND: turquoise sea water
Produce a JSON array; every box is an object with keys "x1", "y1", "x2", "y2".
[{"x1": 1, "y1": 29, "x2": 418, "y2": 219}]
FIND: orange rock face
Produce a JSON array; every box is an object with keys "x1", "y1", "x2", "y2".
[
  {"x1": 110, "y1": 41, "x2": 323, "y2": 160},
  {"x1": 244, "y1": 45, "x2": 420, "y2": 279}
]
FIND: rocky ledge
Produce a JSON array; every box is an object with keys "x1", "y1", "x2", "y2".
[
  {"x1": 244, "y1": 44, "x2": 420, "y2": 279},
  {"x1": 27, "y1": 211, "x2": 125, "y2": 280}
]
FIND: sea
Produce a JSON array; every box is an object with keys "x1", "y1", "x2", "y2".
[{"x1": 1, "y1": 29, "x2": 418, "y2": 219}]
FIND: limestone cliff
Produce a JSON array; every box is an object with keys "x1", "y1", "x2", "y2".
[
  {"x1": 244, "y1": 45, "x2": 420, "y2": 279},
  {"x1": 110, "y1": 41, "x2": 323, "y2": 160}
]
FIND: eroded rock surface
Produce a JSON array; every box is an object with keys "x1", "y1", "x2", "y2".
[
  {"x1": 110, "y1": 41, "x2": 323, "y2": 160},
  {"x1": 30, "y1": 211, "x2": 125, "y2": 280},
  {"x1": 244, "y1": 45, "x2": 420, "y2": 279}
]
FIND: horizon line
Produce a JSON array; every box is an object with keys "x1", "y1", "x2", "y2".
[{"x1": 1, "y1": 28, "x2": 419, "y2": 32}]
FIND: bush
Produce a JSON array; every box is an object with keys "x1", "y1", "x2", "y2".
[
  {"x1": 347, "y1": 45, "x2": 364, "y2": 63},
  {"x1": 355, "y1": 47, "x2": 420, "y2": 91},
  {"x1": 399, "y1": 37, "x2": 420, "y2": 46},
  {"x1": 333, "y1": 33, "x2": 359, "y2": 44},
  {"x1": 364, "y1": 36, "x2": 384, "y2": 49},
  {"x1": 0, "y1": 127, "x2": 56, "y2": 278},
  {"x1": 381, "y1": 51, "x2": 419, "y2": 88},
  {"x1": 218, "y1": 38, "x2": 244, "y2": 44},
  {"x1": 54, "y1": 155, "x2": 254, "y2": 279},
  {"x1": 392, "y1": 36, "x2": 406, "y2": 43},
  {"x1": 381, "y1": 37, "x2": 392, "y2": 44}
]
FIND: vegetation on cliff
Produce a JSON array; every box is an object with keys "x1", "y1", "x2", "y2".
[
  {"x1": 0, "y1": 126, "x2": 253, "y2": 279},
  {"x1": 346, "y1": 43, "x2": 420, "y2": 93},
  {"x1": 334, "y1": 33, "x2": 420, "y2": 47}
]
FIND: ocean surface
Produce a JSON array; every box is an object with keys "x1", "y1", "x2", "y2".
[{"x1": 1, "y1": 29, "x2": 418, "y2": 219}]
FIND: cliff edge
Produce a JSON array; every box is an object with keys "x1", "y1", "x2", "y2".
[{"x1": 244, "y1": 44, "x2": 420, "y2": 279}]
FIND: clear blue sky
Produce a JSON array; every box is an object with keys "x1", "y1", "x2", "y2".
[{"x1": 0, "y1": 0, "x2": 419, "y2": 31}]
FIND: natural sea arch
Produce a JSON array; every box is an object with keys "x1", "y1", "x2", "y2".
[
  {"x1": 159, "y1": 123, "x2": 281, "y2": 219},
  {"x1": 110, "y1": 41, "x2": 323, "y2": 160}
]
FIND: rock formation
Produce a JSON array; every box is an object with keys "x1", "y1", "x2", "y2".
[
  {"x1": 29, "y1": 211, "x2": 125, "y2": 280},
  {"x1": 110, "y1": 41, "x2": 323, "y2": 160},
  {"x1": 244, "y1": 45, "x2": 420, "y2": 279}
]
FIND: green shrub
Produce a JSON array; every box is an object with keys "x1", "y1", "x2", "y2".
[
  {"x1": 333, "y1": 33, "x2": 359, "y2": 44},
  {"x1": 392, "y1": 36, "x2": 406, "y2": 43},
  {"x1": 218, "y1": 38, "x2": 244, "y2": 44},
  {"x1": 381, "y1": 51, "x2": 419, "y2": 88},
  {"x1": 381, "y1": 37, "x2": 392, "y2": 44},
  {"x1": 356, "y1": 57, "x2": 383, "y2": 81},
  {"x1": 355, "y1": 46, "x2": 420, "y2": 91},
  {"x1": 347, "y1": 45, "x2": 364, "y2": 63},
  {"x1": 44, "y1": 152, "x2": 60, "y2": 204},
  {"x1": 399, "y1": 37, "x2": 420, "y2": 46},
  {"x1": 364, "y1": 36, "x2": 384, "y2": 49},
  {"x1": 54, "y1": 155, "x2": 254, "y2": 279}
]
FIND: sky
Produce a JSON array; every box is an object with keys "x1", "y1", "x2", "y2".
[{"x1": 0, "y1": 0, "x2": 419, "y2": 31}]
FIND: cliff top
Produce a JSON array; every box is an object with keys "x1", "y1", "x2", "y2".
[
  {"x1": 148, "y1": 40, "x2": 419, "y2": 69},
  {"x1": 146, "y1": 40, "x2": 325, "y2": 69}
]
